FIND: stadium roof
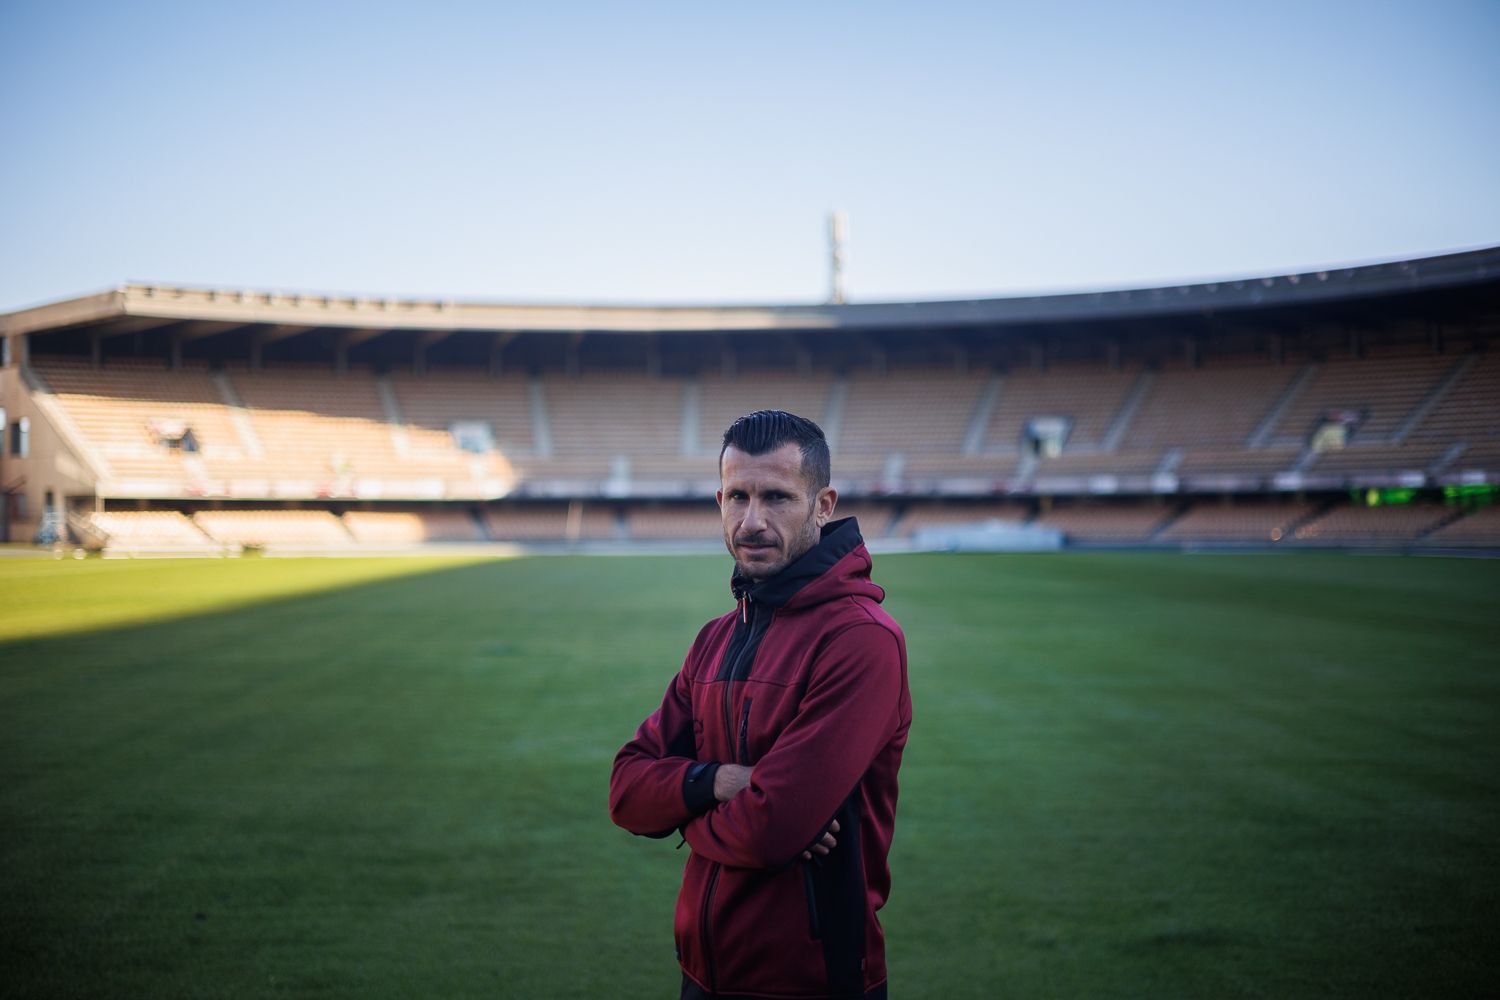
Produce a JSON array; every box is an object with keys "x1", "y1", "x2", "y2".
[{"x1": 3, "y1": 245, "x2": 1497, "y2": 342}]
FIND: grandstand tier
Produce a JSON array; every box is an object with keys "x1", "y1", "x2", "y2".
[{"x1": 2, "y1": 246, "x2": 1496, "y2": 551}]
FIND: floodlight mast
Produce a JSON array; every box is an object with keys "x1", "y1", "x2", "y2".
[{"x1": 828, "y1": 211, "x2": 847, "y2": 304}]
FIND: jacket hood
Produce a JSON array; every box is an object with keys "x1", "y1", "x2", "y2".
[{"x1": 731, "y1": 516, "x2": 885, "y2": 611}]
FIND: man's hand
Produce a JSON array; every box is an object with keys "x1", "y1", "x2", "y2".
[
  {"x1": 802, "y1": 819, "x2": 840, "y2": 860},
  {"x1": 713, "y1": 763, "x2": 752, "y2": 802}
]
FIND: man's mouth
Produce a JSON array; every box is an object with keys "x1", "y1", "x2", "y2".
[{"x1": 737, "y1": 539, "x2": 776, "y2": 556}]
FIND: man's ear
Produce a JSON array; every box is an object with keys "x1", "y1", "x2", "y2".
[
  {"x1": 715, "y1": 488, "x2": 724, "y2": 508},
  {"x1": 814, "y1": 486, "x2": 837, "y2": 526}
]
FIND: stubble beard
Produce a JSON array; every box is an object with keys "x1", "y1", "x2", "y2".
[{"x1": 728, "y1": 508, "x2": 821, "y2": 584}]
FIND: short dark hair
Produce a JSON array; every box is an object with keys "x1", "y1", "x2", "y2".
[{"x1": 719, "y1": 410, "x2": 831, "y2": 489}]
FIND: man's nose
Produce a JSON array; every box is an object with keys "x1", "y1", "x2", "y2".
[{"x1": 741, "y1": 500, "x2": 767, "y2": 533}]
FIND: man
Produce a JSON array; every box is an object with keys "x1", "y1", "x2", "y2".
[{"x1": 610, "y1": 410, "x2": 912, "y2": 1000}]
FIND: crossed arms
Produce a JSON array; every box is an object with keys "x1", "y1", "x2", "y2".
[
  {"x1": 608, "y1": 623, "x2": 901, "y2": 869},
  {"x1": 711, "y1": 763, "x2": 838, "y2": 859}
]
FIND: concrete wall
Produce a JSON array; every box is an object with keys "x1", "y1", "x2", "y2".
[{"x1": 0, "y1": 358, "x2": 99, "y2": 542}]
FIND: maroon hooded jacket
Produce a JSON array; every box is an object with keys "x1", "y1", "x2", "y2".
[{"x1": 610, "y1": 518, "x2": 912, "y2": 999}]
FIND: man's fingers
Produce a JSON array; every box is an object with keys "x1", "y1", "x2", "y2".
[{"x1": 802, "y1": 827, "x2": 840, "y2": 859}]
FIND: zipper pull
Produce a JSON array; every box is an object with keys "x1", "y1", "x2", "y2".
[{"x1": 740, "y1": 595, "x2": 748, "y2": 623}]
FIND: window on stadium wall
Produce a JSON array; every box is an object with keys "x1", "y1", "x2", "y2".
[
  {"x1": 9, "y1": 417, "x2": 27, "y2": 458},
  {"x1": 450, "y1": 421, "x2": 494, "y2": 454},
  {"x1": 1025, "y1": 416, "x2": 1071, "y2": 457}
]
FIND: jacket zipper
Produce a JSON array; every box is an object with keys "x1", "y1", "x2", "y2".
[
  {"x1": 706, "y1": 595, "x2": 753, "y2": 993},
  {"x1": 722, "y1": 595, "x2": 755, "y2": 763},
  {"x1": 701, "y1": 863, "x2": 720, "y2": 992}
]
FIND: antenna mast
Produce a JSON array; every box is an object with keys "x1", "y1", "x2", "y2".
[{"x1": 828, "y1": 211, "x2": 847, "y2": 304}]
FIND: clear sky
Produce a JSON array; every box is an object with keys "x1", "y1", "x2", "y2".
[{"x1": 2, "y1": 0, "x2": 1497, "y2": 311}]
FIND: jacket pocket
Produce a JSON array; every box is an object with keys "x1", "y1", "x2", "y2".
[{"x1": 737, "y1": 697, "x2": 753, "y2": 762}]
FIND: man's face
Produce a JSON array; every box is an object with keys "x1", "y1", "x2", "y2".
[{"x1": 717, "y1": 442, "x2": 837, "y2": 582}]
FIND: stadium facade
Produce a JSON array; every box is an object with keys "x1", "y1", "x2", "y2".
[{"x1": 1, "y1": 246, "x2": 1496, "y2": 553}]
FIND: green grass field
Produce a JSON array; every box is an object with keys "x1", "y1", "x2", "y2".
[{"x1": 2, "y1": 552, "x2": 1497, "y2": 998}]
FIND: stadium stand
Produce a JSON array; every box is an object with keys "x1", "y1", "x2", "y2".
[
  {"x1": 840, "y1": 371, "x2": 986, "y2": 469},
  {"x1": 543, "y1": 374, "x2": 686, "y2": 474},
  {"x1": 191, "y1": 509, "x2": 355, "y2": 549},
  {"x1": 1031, "y1": 502, "x2": 1178, "y2": 543},
  {"x1": 342, "y1": 508, "x2": 485, "y2": 544},
  {"x1": 1287, "y1": 504, "x2": 1453, "y2": 544},
  {"x1": 25, "y1": 348, "x2": 1499, "y2": 501},
  {"x1": 1420, "y1": 504, "x2": 1500, "y2": 547},
  {"x1": 1271, "y1": 351, "x2": 1455, "y2": 448},
  {"x1": 1405, "y1": 352, "x2": 1500, "y2": 473},
  {"x1": 229, "y1": 367, "x2": 477, "y2": 487},
  {"x1": 389, "y1": 369, "x2": 537, "y2": 456},
  {"x1": 34, "y1": 358, "x2": 246, "y2": 491},
  {"x1": 18, "y1": 345, "x2": 1499, "y2": 553},
  {"x1": 1123, "y1": 361, "x2": 1301, "y2": 453},
  {"x1": 1155, "y1": 500, "x2": 1319, "y2": 544},
  {"x1": 85, "y1": 510, "x2": 223, "y2": 554},
  {"x1": 3, "y1": 247, "x2": 1496, "y2": 553},
  {"x1": 1175, "y1": 444, "x2": 1301, "y2": 481},
  {"x1": 894, "y1": 500, "x2": 1031, "y2": 538},
  {"x1": 483, "y1": 503, "x2": 618, "y2": 541},
  {"x1": 626, "y1": 503, "x2": 722, "y2": 541},
  {"x1": 835, "y1": 502, "x2": 896, "y2": 540},
  {"x1": 985, "y1": 365, "x2": 1141, "y2": 453}
]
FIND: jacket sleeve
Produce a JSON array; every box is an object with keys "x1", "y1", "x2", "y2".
[
  {"x1": 609, "y1": 653, "x2": 720, "y2": 837},
  {"x1": 681, "y1": 622, "x2": 904, "y2": 869}
]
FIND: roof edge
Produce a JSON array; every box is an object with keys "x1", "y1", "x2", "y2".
[{"x1": 4, "y1": 245, "x2": 1497, "y2": 337}]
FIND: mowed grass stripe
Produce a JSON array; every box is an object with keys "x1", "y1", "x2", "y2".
[
  {"x1": 0, "y1": 556, "x2": 506, "y2": 642},
  {"x1": 1, "y1": 554, "x2": 1496, "y2": 998}
]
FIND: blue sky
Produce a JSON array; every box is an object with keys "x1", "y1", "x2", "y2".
[{"x1": 2, "y1": 1, "x2": 1497, "y2": 311}]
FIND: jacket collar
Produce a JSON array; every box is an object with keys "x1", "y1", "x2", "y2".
[{"x1": 731, "y1": 516, "x2": 867, "y2": 609}]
